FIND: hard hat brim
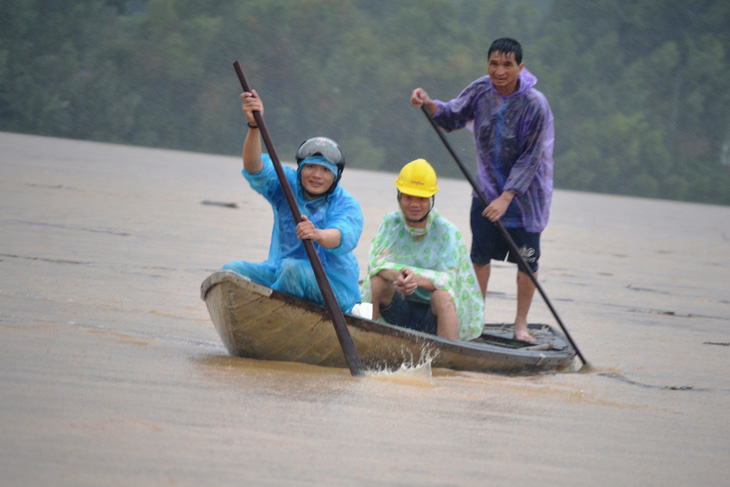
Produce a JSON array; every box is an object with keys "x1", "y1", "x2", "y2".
[{"x1": 396, "y1": 185, "x2": 438, "y2": 198}]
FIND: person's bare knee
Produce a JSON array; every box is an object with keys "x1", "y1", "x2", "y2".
[{"x1": 431, "y1": 290, "x2": 453, "y2": 309}]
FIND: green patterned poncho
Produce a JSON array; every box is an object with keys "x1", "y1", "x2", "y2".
[{"x1": 361, "y1": 208, "x2": 485, "y2": 341}]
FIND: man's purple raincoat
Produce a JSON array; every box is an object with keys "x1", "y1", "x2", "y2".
[{"x1": 432, "y1": 68, "x2": 554, "y2": 232}]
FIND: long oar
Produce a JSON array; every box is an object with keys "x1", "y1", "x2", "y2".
[
  {"x1": 420, "y1": 105, "x2": 589, "y2": 369},
  {"x1": 233, "y1": 61, "x2": 365, "y2": 376}
]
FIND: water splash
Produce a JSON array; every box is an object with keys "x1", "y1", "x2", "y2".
[{"x1": 365, "y1": 347, "x2": 438, "y2": 385}]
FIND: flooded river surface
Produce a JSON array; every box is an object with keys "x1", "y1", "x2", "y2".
[{"x1": 1, "y1": 132, "x2": 728, "y2": 486}]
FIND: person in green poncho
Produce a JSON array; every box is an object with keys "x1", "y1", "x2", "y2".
[{"x1": 360, "y1": 159, "x2": 485, "y2": 341}]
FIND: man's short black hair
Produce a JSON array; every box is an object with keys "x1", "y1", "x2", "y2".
[{"x1": 488, "y1": 38, "x2": 522, "y2": 65}]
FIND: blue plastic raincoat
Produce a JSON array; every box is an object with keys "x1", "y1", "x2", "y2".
[
  {"x1": 433, "y1": 68, "x2": 554, "y2": 232},
  {"x1": 223, "y1": 154, "x2": 363, "y2": 313}
]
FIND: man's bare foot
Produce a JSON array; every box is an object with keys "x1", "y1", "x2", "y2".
[{"x1": 514, "y1": 326, "x2": 536, "y2": 343}]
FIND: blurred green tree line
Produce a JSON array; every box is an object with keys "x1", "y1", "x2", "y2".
[{"x1": 1, "y1": 0, "x2": 728, "y2": 204}]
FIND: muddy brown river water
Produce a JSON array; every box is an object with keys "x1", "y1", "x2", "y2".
[{"x1": 1, "y1": 132, "x2": 728, "y2": 486}]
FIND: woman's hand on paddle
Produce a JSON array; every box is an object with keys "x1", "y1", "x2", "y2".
[
  {"x1": 241, "y1": 89, "x2": 264, "y2": 173},
  {"x1": 241, "y1": 90, "x2": 263, "y2": 125},
  {"x1": 297, "y1": 216, "x2": 342, "y2": 249},
  {"x1": 296, "y1": 215, "x2": 320, "y2": 242},
  {"x1": 394, "y1": 268, "x2": 418, "y2": 295}
]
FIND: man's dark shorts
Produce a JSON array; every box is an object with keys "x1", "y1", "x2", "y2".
[
  {"x1": 469, "y1": 197, "x2": 541, "y2": 273},
  {"x1": 380, "y1": 292, "x2": 437, "y2": 335}
]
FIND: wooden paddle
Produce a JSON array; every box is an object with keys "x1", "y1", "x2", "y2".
[
  {"x1": 419, "y1": 105, "x2": 590, "y2": 370},
  {"x1": 233, "y1": 61, "x2": 365, "y2": 376}
]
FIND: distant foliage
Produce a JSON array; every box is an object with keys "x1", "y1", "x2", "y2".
[{"x1": 1, "y1": 0, "x2": 728, "y2": 205}]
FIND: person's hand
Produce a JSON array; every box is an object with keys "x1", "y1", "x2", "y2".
[
  {"x1": 296, "y1": 215, "x2": 320, "y2": 242},
  {"x1": 241, "y1": 90, "x2": 263, "y2": 125},
  {"x1": 394, "y1": 268, "x2": 418, "y2": 295},
  {"x1": 482, "y1": 192, "x2": 514, "y2": 222},
  {"x1": 410, "y1": 88, "x2": 431, "y2": 107}
]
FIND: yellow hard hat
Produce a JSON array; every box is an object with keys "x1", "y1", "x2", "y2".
[{"x1": 395, "y1": 159, "x2": 439, "y2": 197}]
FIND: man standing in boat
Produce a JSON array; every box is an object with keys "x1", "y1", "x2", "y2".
[
  {"x1": 410, "y1": 38, "x2": 554, "y2": 343},
  {"x1": 222, "y1": 90, "x2": 364, "y2": 313},
  {"x1": 361, "y1": 159, "x2": 484, "y2": 341}
]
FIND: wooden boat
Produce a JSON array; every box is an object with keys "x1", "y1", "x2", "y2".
[{"x1": 201, "y1": 271, "x2": 576, "y2": 373}]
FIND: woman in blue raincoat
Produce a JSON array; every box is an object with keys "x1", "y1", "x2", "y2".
[{"x1": 222, "y1": 90, "x2": 363, "y2": 313}]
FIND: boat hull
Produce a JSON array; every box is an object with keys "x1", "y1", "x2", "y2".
[{"x1": 201, "y1": 271, "x2": 575, "y2": 373}]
